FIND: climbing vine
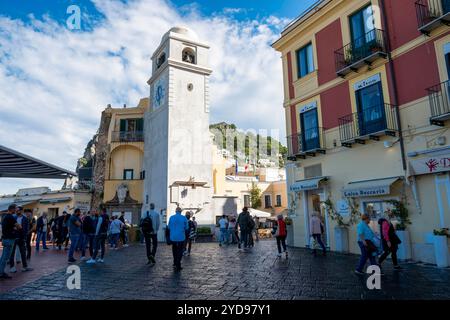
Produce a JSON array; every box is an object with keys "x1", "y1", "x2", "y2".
[{"x1": 323, "y1": 198, "x2": 360, "y2": 227}]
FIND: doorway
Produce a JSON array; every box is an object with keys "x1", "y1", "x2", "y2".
[{"x1": 308, "y1": 190, "x2": 328, "y2": 247}]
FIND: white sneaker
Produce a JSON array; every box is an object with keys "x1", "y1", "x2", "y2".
[
  {"x1": 80, "y1": 256, "x2": 88, "y2": 261},
  {"x1": 97, "y1": 259, "x2": 104, "y2": 263},
  {"x1": 123, "y1": 244, "x2": 129, "y2": 247},
  {"x1": 10, "y1": 266, "x2": 17, "y2": 273},
  {"x1": 277, "y1": 253, "x2": 282, "y2": 258},
  {"x1": 86, "y1": 259, "x2": 96, "y2": 264}
]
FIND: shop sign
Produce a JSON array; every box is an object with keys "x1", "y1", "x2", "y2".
[
  {"x1": 337, "y1": 200, "x2": 350, "y2": 217},
  {"x1": 343, "y1": 186, "x2": 390, "y2": 198},
  {"x1": 410, "y1": 154, "x2": 450, "y2": 175}
]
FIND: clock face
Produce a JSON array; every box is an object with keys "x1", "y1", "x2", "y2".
[{"x1": 153, "y1": 76, "x2": 167, "y2": 109}]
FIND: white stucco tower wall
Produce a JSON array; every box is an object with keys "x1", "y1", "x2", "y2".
[{"x1": 143, "y1": 27, "x2": 214, "y2": 238}]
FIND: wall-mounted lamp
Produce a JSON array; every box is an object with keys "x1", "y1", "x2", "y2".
[{"x1": 384, "y1": 140, "x2": 394, "y2": 148}]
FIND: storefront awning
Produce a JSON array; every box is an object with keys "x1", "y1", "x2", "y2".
[
  {"x1": 343, "y1": 177, "x2": 401, "y2": 197},
  {"x1": 290, "y1": 176, "x2": 328, "y2": 192},
  {"x1": 39, "y1": 197, "x2": 72, "y2": 204},
  {"x1": 0, "y1": 200, "x2": 38, "y2": 212}
]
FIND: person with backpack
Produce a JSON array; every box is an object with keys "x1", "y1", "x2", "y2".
[
  {"x1": 87, "y1": 209, "x2": 109, "y2": 264},
  {"x1": 378, "y1": 209, "x2": 402, "y2": 270},
  {"x1": 1, "y1": 204, "x2": 21, "y2": 279},
  {"x1": 237, "y1": 207, "x2": 251, "y2": 250},
  {"x1": 141, "y1": 203, "x2": 160, "y2": 265},
  {"x1": 310, "y1": 212, "x2": 326, "y2": 256},
  {"x1": 168, "y1": 207, "x2": 189, "y2": 271},
  {"x1": 273, "y1": 214, "x2": 288, "y2": 259}
]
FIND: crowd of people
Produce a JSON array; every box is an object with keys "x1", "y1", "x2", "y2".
[{"x1": 0, "y1": 201, "x2": 402, "y2": 280}]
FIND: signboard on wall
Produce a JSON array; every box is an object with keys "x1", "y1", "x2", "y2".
[
  {"x1": 337, "y1": 200, "x2": 350, "y2": 217},
  {"x1": 354, "y1": 73, "x2": 381, "y2": 90},
  {"x1": 299, "y1": 101, "x2": 317, "y2": 114},
  {"x1": 409, "y1": 154, "x2": 450, "y2": 175}
]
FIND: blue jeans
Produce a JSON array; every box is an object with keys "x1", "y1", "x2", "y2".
[
  {"x1": 240, "y1": 228, "x2": 249, "y2": 248},
  {"x1": 357, "y1": 241, "x2": 378, "y2": 272},
  {"x1": 0, "y1": 239, "x2": 15, "y2": 274},
  {"x1": 111, "y1": 233, "x2": 120, "y2": 248},
  {"x1": 36, "y1": 231, "x2": 48, "y2": 251},
  {"x1": 68, "y1": 234, "x2": 81, "y2": 260},
  {"x1": 220, "y1": 228, "x2": 228, "y2": 244},
  {"x1": 81, "y1": 234, "x2": 94, "y2": 257}
]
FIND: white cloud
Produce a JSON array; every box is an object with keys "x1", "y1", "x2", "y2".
[{"x1": 0, "y1": 0, "x2": 287, "y2": 194}]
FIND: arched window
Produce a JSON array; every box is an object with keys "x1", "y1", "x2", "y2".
[
  {"x1": 182, "y1": 48, "x2": 196, "y2": 64},
  {"x1": 156, "y1": 52, "x2": 166, "y2": 68}
]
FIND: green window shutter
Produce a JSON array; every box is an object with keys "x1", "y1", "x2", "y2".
[
  {"x1": 136, "y1": 118, "x2": 144, "y2": 131},
  {"x1": 120, "y1": 119, "x2": 126, "y2": 132}
]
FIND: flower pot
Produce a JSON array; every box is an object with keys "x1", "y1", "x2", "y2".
[
  {"x1": 334, "y1": 226, "x2": 349, "y2": 253},
  {"x1": 286, "y1": 224, "x2": 294, "y2": 247},
  {"x1": 433, "y1": 235, "x2": 449, "y2": 268},
  {"x1": 397, "y1": 230, "x2": 412, "y2": 261}
]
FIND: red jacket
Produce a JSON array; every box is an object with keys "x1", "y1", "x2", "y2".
[{"x1": 277, "y1": 219, "x2": 287, "y2": 237}]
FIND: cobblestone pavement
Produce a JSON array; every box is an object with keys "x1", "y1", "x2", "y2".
[{"x1": 1, "y1": 240, "x2": 449, "y2": 300}]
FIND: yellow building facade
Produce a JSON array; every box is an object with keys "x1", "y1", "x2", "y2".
[{"x1": 274, "y1": 0, "x2": 450, "y2": 264}]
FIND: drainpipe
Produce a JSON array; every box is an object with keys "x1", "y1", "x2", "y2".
[{"x1": 379, "y1": 0, "x2": 407, "y2": 172}]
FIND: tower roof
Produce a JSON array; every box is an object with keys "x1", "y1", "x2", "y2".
[{"x1": 161, "y1": 26, "x2": 199, "y2": 43}]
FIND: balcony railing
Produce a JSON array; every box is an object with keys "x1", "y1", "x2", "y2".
[
  {"x1": 427, "y1": 80, "x2": 450, "y2": 126},
  {"x1": 286, "y1": 127, "x2": 326, "y2": 160},
  {"x1": 111, "y1": 131, "x2": 144, "y2": 142},
  {"x1": 335, "y1": 29, "x2": 388, "y2": 77},
  {"x1": 338, "y1": 103, "x2": 398, "y2": 147},
  {"x1": 415, "y1": 0, "x2": 450, "y2": 35}
]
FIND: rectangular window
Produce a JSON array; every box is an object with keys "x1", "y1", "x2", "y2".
[
  {"x1": 304, "y1": 164, "x2": 322, "y2": 179},
  {"x1": 123, "y1": 169, "x2": 134, "y2": 180},
  {"x1": 296, "y1": 43, "x2": 314, "y2": 78},
  {"x1": 276, "y1": 195, "x2": 282, "y2": 207},
  {"x1": 119, "y1": 118, "x2": 144, "y2": 132},
  {"x1": 244, "y1": 195, "x2": 251, "y2": 207},
  {"x1": 300, "y1": 107, "x2": 320, "y2": 152},
  {"x1": 350, "y1": 5, "x2": 375, "y2": 49},
  {"x1": 264, "y1": 195, "x2": 272, "y2": 208},
  {"x1": 355, "y1": 81, "x2": 385, "y2": 136}
]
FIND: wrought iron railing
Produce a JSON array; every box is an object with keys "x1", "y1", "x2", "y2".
[
  {"x1": 416, "y1": 0, "x2": 450, "y2": 29},
  {"x1": 427, "y1": 80, "x2": 450, "y2": 119},
  {"x1": 335, "y1": 29, "x2": 387, "y2": 74},
  {"x1": 338, "y1": 103, "x2": 398, "y2": 143},
  {"x1": 111, "y1": 131, "x2": 144, "y2": 142},
  {"x1": 287, "y1": 127, "x2": 326, "y2": 156}
]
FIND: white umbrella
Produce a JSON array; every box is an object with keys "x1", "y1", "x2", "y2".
[{"x1": 248, "y1": 208, "x2": 271, "y2": 218}]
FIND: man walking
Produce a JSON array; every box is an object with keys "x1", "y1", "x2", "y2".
[
  {"x1": 68, "y1": 209, "x2": 82, "y2": 263},
  {"x1": 218, "y1": 215, "x2": 228, "y2": 246},
  {"x1": 9, "y1": 206, "x2": 33, "y2": 273},
  {"x1": 0, "y1": 205, "x2": 20, "y2": 279},
  {"x1": 142, "y1": 203, "x2": 160, "y2": 265},
  {"x1": 168, "y1": 207, "x2": 188, "y2": 271},
  {"x1": 237, "y1": 207, "x2": 251, "y2": 250},
  {"x1": 36, "y1": 212, "x2": 49, "y2": 252},
  {"x1": 118, "y1": 211, "x2": 129, "y2": 247},
  {"x1": 87, "y1": 209, "x2": 109, "y2": 264},
  {"x1": 355, "y1": 214, "x2": 378, "y2": 275},
  {"x1": 378, "y1": 209, "x2": 402, "y2": 270}
]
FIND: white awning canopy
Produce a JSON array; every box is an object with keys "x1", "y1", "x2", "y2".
[
  {"x1": 290, "y1": 176, "x2": 328, "y2": 192},
  {"x1": 343, "y1": 177, "x2": 402, "y2": 198},
  {"x1": 248, "y1": 208, "x2": 271, "y2": 218}
]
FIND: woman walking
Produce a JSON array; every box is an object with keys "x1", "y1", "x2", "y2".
[
  {"x1": 310, "y1": 212, "x2": 326, "y2": 256},
  {"x1": 274, "y1": 214, "x2": 288, "y2": 259}
]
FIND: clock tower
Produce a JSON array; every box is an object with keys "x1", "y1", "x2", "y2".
[{"x1": 143, "y1": 27, "x2": 213, "y2": 238}]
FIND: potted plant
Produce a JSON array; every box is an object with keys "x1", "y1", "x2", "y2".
[
  {"x1": 196, "y1": 226, "x2": 214, "y2": 243},
  {"x1": 323, "y1": 198, "x2": 359, "y2": 253},
  {"x1": 387, "y1": 200, "x2": 412, "y2": 260},
  {"x1": 433, "y1": 228, "x2": 449, "y2": 267}
]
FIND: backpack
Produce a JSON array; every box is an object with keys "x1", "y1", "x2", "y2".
[
  {"x1": 140, "y1": 212, "x2": 154, "y2": 234},
  {"x1": 248, "y1": 217, "x2": 256, "y2": 230}
]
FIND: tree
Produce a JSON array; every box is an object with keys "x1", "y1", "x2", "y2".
[{"x1": 249, "y1": 182, "x2": 262, "y2": 209}]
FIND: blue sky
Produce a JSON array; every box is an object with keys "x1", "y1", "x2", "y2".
[
  {"x1": 0, "y1": 0, "x2": 318, "y2": 26},
  {"x1": 0, "y1": 0, "x2": 317, "y2": 195}
]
